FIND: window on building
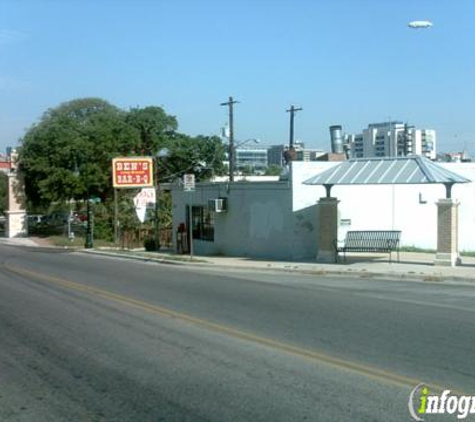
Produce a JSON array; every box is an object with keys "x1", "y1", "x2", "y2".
[{"x1": 190, "y1": 205, "x2": 215, "y2": 241}]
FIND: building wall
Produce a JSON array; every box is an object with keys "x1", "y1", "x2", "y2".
[
  {"x1": 292, "y1": 162, "x2": 475, "y2": 252},
  {"x1": 172, "y1": 180, "x2": 318, "y2": 260},
  {"x1": 171, "y1": 162, "x2": 475, "y2": 261}
]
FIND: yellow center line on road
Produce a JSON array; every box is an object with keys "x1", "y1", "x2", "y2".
[{"x1": 4, "y1": 263, "x2": 466, "y2": 395}]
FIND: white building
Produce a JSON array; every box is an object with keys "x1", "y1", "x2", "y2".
[
  {"x1": 349, "y1": 122, "x2": 436, "y2": 160},
  {"x1": 171, "y1": 161, "x2": 474, "y2": 260}
]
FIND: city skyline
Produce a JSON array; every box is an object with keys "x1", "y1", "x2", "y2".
[{"x1": 1, "y1": 0, "x2": 474, "y2": 155}]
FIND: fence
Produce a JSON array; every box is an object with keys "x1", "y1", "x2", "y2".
[{"x1": 120, "y1": 226, "x2": 172, "y2": 250}]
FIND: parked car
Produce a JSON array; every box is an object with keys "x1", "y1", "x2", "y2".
[
  {"x1": 43, "y1": 212, "x2": 69, "y2": 227},
  {"x1": 27, "y1": 214, "x2": 45, "y2": 226}
]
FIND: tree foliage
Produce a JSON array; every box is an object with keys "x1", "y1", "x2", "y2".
[
  {"x1": 19, "y1": 98, "x2": 139, "y2": 205},
  {"x1": 18, "y1": 98, "x2": 226, "y2": 210},
  {"x1": 160, "y1": 133, "x2": 226, "y2": 182},
  {"x1": 125, "y1": 106, "x2": 178, "y2": 155},
  {"x1": 264, "y1": 164, "x2": 283, "y2": 176}
]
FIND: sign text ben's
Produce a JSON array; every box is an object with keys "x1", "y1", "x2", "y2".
[{"x1": 112, "y1": 157, "x2": 154, "y2": 188}]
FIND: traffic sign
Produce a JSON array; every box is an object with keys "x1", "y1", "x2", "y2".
[
  {"x1": 112, "y1": 157, "x2": 154, "y2": 189},
  {"x1": 184, "y1": 174, "x2": 195, "y2": 191},
  {"x1": 133, "y1": 188, "x2": 156, "y2": 209}
]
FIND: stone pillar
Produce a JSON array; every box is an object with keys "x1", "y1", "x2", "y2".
[
  {"x1": 5, "y1": 152, "x2": 27, "y2": 238},
  {"x1": 434, "y1": 199, "x2": 461, "y2": 267},
  {"x1": 316, "y1": 197, "x2": 339, "y2": 263}
]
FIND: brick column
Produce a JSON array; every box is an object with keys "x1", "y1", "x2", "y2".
[
  {"x1": 434, "y1": 199, "x2": 461, "y2": 267},
  {"x1": 316, "y1": 197, "x2": 339, "y2": 263}
]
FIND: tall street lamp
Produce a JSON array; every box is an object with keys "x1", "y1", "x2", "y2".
[
  {"x1": 83, "y1": 166, "x2": 95, "y2": 249},
  {"x1": 154, "y1": 148, "x2": 170, "y2": 251},
  {"x1": 84, "y1": 184, "x2": 94, "y2": 249},
  {"x1": 67, "y1": 164, "x2": 80, "y2": 241}
]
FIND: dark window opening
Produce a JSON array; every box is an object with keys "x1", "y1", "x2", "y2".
[{"x1": 190, "y1": 205, "x2": 214, "y2": 241}]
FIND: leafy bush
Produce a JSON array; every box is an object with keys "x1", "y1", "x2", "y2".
[{"x1": 144, "y1": 236, "x2": 160, "y2": 251}]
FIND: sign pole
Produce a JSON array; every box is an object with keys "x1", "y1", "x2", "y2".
[
  {"x1": 188, "y1": 192, "x2": 193, "y2": 261},
  {"x1": 183, "y1": 174, "x2": 195, "y2": 261},
  {"x1": 114, "y1": 188, "x2": 119, "y2": 245}
]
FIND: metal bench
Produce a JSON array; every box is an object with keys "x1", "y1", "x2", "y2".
[{"x1": 334, "y1": 230, "x2": 401, "y2": 263}]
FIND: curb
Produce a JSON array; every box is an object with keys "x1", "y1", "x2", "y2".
[{"x1": 79, "y1": 249, "x2": 475, "y2": 285}]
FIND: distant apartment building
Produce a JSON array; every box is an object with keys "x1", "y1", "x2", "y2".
[
  {"x1": 267, "y1": 145, "x2": 286, "y2": 166},
  {"x1": 438, "y1": 151, "x2": 472, "y2": 163},
  {"x1": 296, "y1": 149, "x2": 326, "y2": 161},
  {"x1": 0, "y1": 154, "x2": 11, "y2": 173},
  {"x1": 267, "y1": 143, "x2": 325, "y2": 166},
  {"x1": 235, "y1": 148, "x2": 268, "y2": 171},
  {"x1": 348, "y1": 122, "x2": 436, "y2": 160}
]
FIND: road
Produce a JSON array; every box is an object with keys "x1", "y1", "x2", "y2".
[{"x1": 0, "y1": 243, "x2": 474, "y2": 421}]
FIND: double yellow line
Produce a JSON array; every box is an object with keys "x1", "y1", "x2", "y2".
[{"x1": 3, "y1": 263, "x2": 463, "y2": 395}]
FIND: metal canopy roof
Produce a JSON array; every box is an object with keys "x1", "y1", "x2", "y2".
[{"x1": 303, "y1": 156, "x2": 471, "y2": 186}]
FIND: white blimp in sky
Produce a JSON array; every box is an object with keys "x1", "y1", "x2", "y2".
[{"x1": 408, "y1": 20, "x2": 433, "y2": 29}]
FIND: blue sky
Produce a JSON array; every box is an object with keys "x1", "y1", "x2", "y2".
[{"x1": 1, "y1": 0, "x2": 474, "y2": 155}]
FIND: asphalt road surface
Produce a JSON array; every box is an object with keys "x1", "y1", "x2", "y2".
[{"x1": 1, "y1": 243, "x2": 474, "y2": 421}]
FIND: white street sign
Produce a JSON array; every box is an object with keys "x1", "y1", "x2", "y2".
[
  {"x1": 133, "y1": 188, "x2": 156, "y2": 209},
  {"x1": 133, "y1": 188, "x2": 156, "y2": 223},
  {"x1": 184, "y1": 174, "x2": 195, "y2": 191},
  {"x1": 135, "y1": 206, "x2": 147, "y2": 223}
]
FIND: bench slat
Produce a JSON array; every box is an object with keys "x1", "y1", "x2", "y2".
[{"x1": 335, "y1": 230, "x2": 401, "y2": 263}]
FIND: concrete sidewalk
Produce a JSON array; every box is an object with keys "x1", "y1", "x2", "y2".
[
  {"x1": 87, "y1": 247, "x2": 475, "y2": 283},
  {"x1": 2, "y1": 237, "x2": 475, "y2": 283}
]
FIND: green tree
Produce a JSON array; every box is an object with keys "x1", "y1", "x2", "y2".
[
  {"x1": 17, "y1": 98, "x2": 227, "y2": 242},
  {"x1": 125, "y1": 107, "x2": 226, "y2": 180},
  {"x1": 264, "y1": 164, "x2": 283, "y2": 176},
  {"x1": 125, "y1": 106, "x2": 178, "y2": 155},
  {"x1": 241, "y1": 165, "x2": 254, "y2": 176},
  {"x1": 19, "y1": 98, "x2": 139, "y2": 206},
  {"x1": 160, "y1": 134, "x2": 226, "y2": 182}
]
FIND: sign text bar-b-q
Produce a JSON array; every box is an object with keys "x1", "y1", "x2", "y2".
[{"x1": 112, "y1": 157, "x2": 154, "y2": 189}]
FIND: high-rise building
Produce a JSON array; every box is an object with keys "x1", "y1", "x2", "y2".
[
  {"x1": 235, "y1": 148, "x2": 268, "y2": 171},
  {"x1": 267, "y1": 145, "x2": 286, "y2": 166},
  {"x1": 348, "y1": 122, "x2": 436, "y2": 160}
]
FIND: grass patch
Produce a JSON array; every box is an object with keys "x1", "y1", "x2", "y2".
[
  {"x1": 400, "y1": 245, "x2": 475, "y2": 257},
  {"x1": 48, "y1": 235, "x2": 118, "y2": 248},
  {"x1": 399, "y1": 245, "x2": 436, "y2": 253}
]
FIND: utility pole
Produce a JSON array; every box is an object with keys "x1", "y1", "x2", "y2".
[
  {"x1": 286, "y1": 105, "x2": 302, "y2": 149},
  {"x1": 221, "y1": 96, "x2": 239, "y2": 182}
]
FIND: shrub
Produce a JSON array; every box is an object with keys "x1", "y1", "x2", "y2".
[{"x1": 144, "y1": 237, "x2": 160, "y2": 251}]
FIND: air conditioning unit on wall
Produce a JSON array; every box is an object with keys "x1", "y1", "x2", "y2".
[{"x1": 208, "y1": 198, "x2": 228, "y2": 213}]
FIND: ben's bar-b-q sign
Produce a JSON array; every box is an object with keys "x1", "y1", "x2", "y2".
[{"x1": 112, "y1": 157, "x2": 154, "y2": 188}]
